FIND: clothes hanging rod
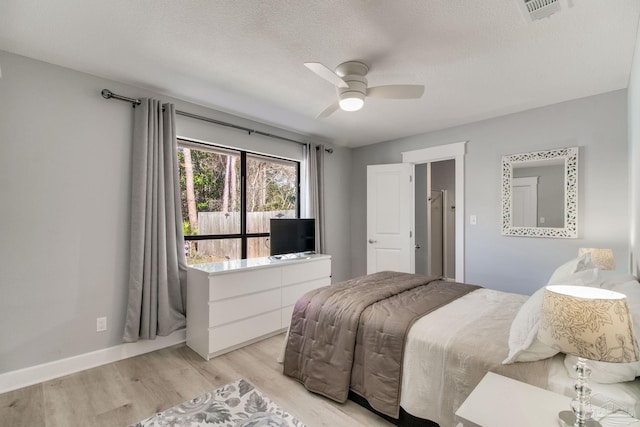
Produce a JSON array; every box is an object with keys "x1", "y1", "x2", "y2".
[{"x1": 101, "y1": 88, "x2": 332, "y2": 153}]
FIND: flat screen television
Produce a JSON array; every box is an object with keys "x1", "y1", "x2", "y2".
[{"x1": 269, "y1": 218, "x2": 316, "y2": 256}]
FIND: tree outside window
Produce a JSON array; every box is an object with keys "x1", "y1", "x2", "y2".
[{"x1": 178, "y1": 140, "x2": 299, "y2": 265}]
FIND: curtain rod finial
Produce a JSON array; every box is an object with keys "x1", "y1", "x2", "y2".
[
  {"x1": 315, "y1": 146, "x2": 334, "y2": 154},
  {"x1": 101, "y1": 89, "x2": 113, "y2": 99}
]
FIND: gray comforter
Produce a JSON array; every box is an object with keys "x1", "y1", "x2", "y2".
[{"x1": 283, "y1": 271, "x2": 480, "y2": 418}]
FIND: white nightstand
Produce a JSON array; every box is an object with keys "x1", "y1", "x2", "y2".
[{"x1": 454, "y1": 372, "x2": 639, "y2": 427}]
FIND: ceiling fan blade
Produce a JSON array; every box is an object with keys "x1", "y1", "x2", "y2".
[
  {"x1": 317, "y1": 101, "x2": 340, "y2": 119},
  {"x1": 304, "y1": 62, "x2": 349, "y2": 88},
  {"x1": 366, "y1": 85, "x2": 425, "y2": 99}
]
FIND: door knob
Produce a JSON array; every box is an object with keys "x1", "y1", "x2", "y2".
[{"x1": 368, "y1": 239, "x2": 377, "y2": 244}]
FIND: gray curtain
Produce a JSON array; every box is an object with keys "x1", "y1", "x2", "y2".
[
  {"x1": 304, "y1": 143, "x2": 326, "y2": 253},
  {"x1": 123, "y1": 99, "x2": 187, "y2": 342}
]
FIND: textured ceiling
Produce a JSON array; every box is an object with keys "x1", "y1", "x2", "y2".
[{"x1": 1, "y1": 0, "x2": 639, "y2": 147}]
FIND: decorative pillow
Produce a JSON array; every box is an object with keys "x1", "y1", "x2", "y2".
[
  {"x1": 503, "y1": 254, "x2": 599, "y2": 365},
  {"x1": 564, "y1": 278, "x2": 640, "y2": 383}
]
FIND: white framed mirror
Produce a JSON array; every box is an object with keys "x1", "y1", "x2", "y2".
[{"x1": 501, "y1": 147, "x2": 578, "y2": 238}]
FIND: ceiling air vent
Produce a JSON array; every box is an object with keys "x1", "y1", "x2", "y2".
[{"x1": 521, "y1": 0, "x2": 562, "y2": 21}]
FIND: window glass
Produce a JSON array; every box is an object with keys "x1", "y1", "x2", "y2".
[
  {"x1": 247, "y1": 236, "x2": 270, "y2": 259},
  {"x1": 184, "y1": 238, "x2": 241, "y2": 265},
  {"x1": 178, "y1": 145, "x2": 241, "y2": 237},
  {"x1": 246, "y1": 154, "x2": 298, "y2": 233},
  {"x1": 178, "y1": 140, "x2": 299, "y2": 264}
]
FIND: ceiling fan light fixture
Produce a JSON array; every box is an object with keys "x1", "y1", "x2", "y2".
[
  {"x1": 339, "y1": 91, "x2": 365, "y2": 111},
  {"x1": 305, "y1": 60, "x2": 423, "y2": 118}
]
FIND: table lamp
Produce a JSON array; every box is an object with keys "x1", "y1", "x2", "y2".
[
  {"x1": 578, "y1": 248, "x2": 615, "y2": 270},
  {"x1": 538, "y1": 285, "x2": 638, "y2": 427}
]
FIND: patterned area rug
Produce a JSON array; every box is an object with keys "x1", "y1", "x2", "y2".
[{"x1": 130, "y1": 378, "x2": 306, "y2": 427}]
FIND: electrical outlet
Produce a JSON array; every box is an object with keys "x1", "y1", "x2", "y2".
[{"x1": 96, "y1": 317, "x2": 107, "y2": 332}]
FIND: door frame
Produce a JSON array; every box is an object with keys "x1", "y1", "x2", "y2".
[{"x1": 402, "y1": 141, "x2": 466, "y2": 282}]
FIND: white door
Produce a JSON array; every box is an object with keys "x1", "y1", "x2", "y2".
[{"x1": 367, "y1": 163, "x2": 414, "y2": 274}]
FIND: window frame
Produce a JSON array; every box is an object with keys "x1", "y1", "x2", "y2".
[{"x1": 177, "y1": 138, "x2": 301, "y2": 260}]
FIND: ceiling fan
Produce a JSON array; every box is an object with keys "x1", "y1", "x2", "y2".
[{"x1": 304, "y1": 60, "x2": 425, "y2": 118}]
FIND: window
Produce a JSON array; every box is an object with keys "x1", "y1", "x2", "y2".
[{"x1": 178, "y1": 139, "x2": 299, "y2": 265}]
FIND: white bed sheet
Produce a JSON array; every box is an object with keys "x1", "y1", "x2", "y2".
[{"x1": 401, "y1": 288, "x2": 640, "y2": 426}]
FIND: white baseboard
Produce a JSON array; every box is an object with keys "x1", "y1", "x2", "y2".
[{"x1": 0, "y1": 329, "x2": 186, "y2": 394}]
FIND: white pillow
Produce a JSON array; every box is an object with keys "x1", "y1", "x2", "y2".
[
  {"x1": 564, "y1": 278, "x2": 640, "y2": 383},
  {"x1": 503, "y1": 254, "x2": 599, "y2": 365},
  {"x1": 503, "y1": 287, "x2": 557, "y2": 363},
  {"x1": 548, "y1": 267, "x2": 600, "y2": 287},
  {"x1": 600, "y1": 274, "x2": 638, "y2": 289},
  {"x1": 547, "y1": 252, "x2": 596, "y2": 284}
]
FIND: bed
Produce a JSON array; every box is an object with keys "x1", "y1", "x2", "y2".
[{"x1": 281, "y1": 255, "x2": 640, "y2": 427}]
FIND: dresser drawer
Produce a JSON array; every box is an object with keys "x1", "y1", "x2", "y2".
[
  {"x1": 209, "y1": 288, "x2": 280, "y2": 327},
  {"x1": 281, "y1": 259, "x2": 331, "y2": 286},
  {"x1": 282, "y1": 277, "x2": 330, "y2": 307},
  {"x1": 208, "y1": 309, "x2": 282, "y2": 354},
  {"x1": 187, "y1": 255, "x2": 331, "y2": 360},
  {"x1": 209, "y1": 267, "x2": 281, "y2": 301}
]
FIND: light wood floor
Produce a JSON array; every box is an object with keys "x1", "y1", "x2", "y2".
[{"x1": 0, "y1": 333, "x2": 393, "y2": 427}]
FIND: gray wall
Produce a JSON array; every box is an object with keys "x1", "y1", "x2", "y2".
[
  {"x1": 351, "y1": 90, "x2": 629, "y2": 295},
  {"x1": 323, "y1": 146, "x2": 352, "y2": 283},
  {"x1": 0, "y1": 50, "x2": 352, "y2": 374}
]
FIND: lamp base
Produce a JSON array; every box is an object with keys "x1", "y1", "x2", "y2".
[{"x1": 558, "y1": 410, "x2": 601, "y2": 427}]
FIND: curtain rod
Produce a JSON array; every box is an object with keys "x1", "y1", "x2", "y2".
[{"x1": 101, "y1": 89, "x2": 333, "y2": 153}]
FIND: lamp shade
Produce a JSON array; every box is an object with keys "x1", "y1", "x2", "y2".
[
  {"x1": 538, "y1": 285, "x2": 638, "y2": 363},
  {"x1": 578, "y1": 248, "x2": 615, "y2": 270}
]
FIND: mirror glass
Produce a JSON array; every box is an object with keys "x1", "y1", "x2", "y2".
[{"x1": 501, "y1": 147, "x2": 578, "y2": 238}]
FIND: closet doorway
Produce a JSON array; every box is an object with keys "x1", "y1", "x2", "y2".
[
  {"x1": 400, "y1": 141, "x2": 466, "y2": 282},
  {"x1": 414, "y1": 160, "x2": 456, "y2": 280}
]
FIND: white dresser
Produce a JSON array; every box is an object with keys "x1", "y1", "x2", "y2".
[{"x1": 186, "y1": 254, "x2": 331, "y2": 360}]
